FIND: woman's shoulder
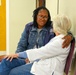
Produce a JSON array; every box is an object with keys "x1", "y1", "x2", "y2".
[
  {"x1": 50, "y1": 34, "x2": 65, "y2": 46},
  {"x1": 26, "y1": 22, "x2": 33, "y2": 27}
]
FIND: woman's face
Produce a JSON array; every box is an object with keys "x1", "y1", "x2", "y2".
[{"x1": 37, "y1": 9, "x2": 48, "y2": 29}]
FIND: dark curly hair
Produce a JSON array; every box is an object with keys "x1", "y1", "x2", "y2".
[{"x1": 33, "y1": 6, "x2": 52, "y2": 28}]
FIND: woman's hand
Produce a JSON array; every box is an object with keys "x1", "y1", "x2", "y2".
[
  {"x1": 62, "y1": 35, "x2": 72, "y2": 48},
  {"x1": 4, "y1": 54, "x2": 19, "y2": 62}
]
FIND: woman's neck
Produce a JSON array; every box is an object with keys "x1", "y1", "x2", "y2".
[{"x1": 55, "y1": 32, "x2": 60, "y2": 36}]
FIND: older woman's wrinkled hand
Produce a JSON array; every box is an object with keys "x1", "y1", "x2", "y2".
[{"x1": 4, "y1": 54, "x2": 19, "y2": 62}]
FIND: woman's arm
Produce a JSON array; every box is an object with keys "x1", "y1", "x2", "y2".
[
  {"x1": 62, "y1": 32, "x2": 73, "y2": 48},
  {"x1": 15, "y1": 23, "x2": 32, "y2": 53},
  {"x1": 26, "y1": 37, "x2": 70, "y2": 62}
]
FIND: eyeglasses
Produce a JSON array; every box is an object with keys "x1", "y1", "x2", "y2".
[{"x1": 38, "y1": 15, "x2": 48, "y2": 20}]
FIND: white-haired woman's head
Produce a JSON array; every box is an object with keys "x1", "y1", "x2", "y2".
[{"x1": 53, "y1": 15, "x2": 71, "y2": 35}]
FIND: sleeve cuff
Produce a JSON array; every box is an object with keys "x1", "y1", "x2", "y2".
[{"x1": 18, "y1": 51, "x2": 28, "y2": 58}]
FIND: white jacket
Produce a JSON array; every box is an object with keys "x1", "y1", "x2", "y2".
[{"x1": 26, "y1": 34, "x2": 70, "y2": 75}]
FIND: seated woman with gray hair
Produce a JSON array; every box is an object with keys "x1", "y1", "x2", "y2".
[{"x1": 0, "y1": 15, "x2": 72, "y2": 75}]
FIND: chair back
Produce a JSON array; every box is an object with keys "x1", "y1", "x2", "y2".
[{"x1": 64, "y1": 38, "x2": 75, "y2": 75}]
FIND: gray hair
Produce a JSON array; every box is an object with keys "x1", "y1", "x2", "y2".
[{"x1": 53, "y1": 15, "x2": 71, "y2": 35}]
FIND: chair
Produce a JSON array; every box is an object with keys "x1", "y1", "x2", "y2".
[{"x1": 64, "y1": 38, "x2": 75, "y2": 75}]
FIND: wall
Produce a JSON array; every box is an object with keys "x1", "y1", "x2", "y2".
[
  {"x1": 46, "y1": 0, "x2": 76, "y2": 36},
  {"x1": 46, "y1": 0, "x2": 57, "y2": 20},
  {"x1": 9, "y1": 0, "x2": 36, "y2": 54}
]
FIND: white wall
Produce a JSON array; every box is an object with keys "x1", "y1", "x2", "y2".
[
  {"x1": 46, "y1": 0, "x2": 76, "y2": 36},
  {"x1": 46, "y1": 0, "x2": 57, "y2": 20},
  {"x1": 59, "y1": 0, "x2": 76, "y2": 36},
  {"x1": 9, "y1": 0, "x2": 36, "y2": 54}
]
